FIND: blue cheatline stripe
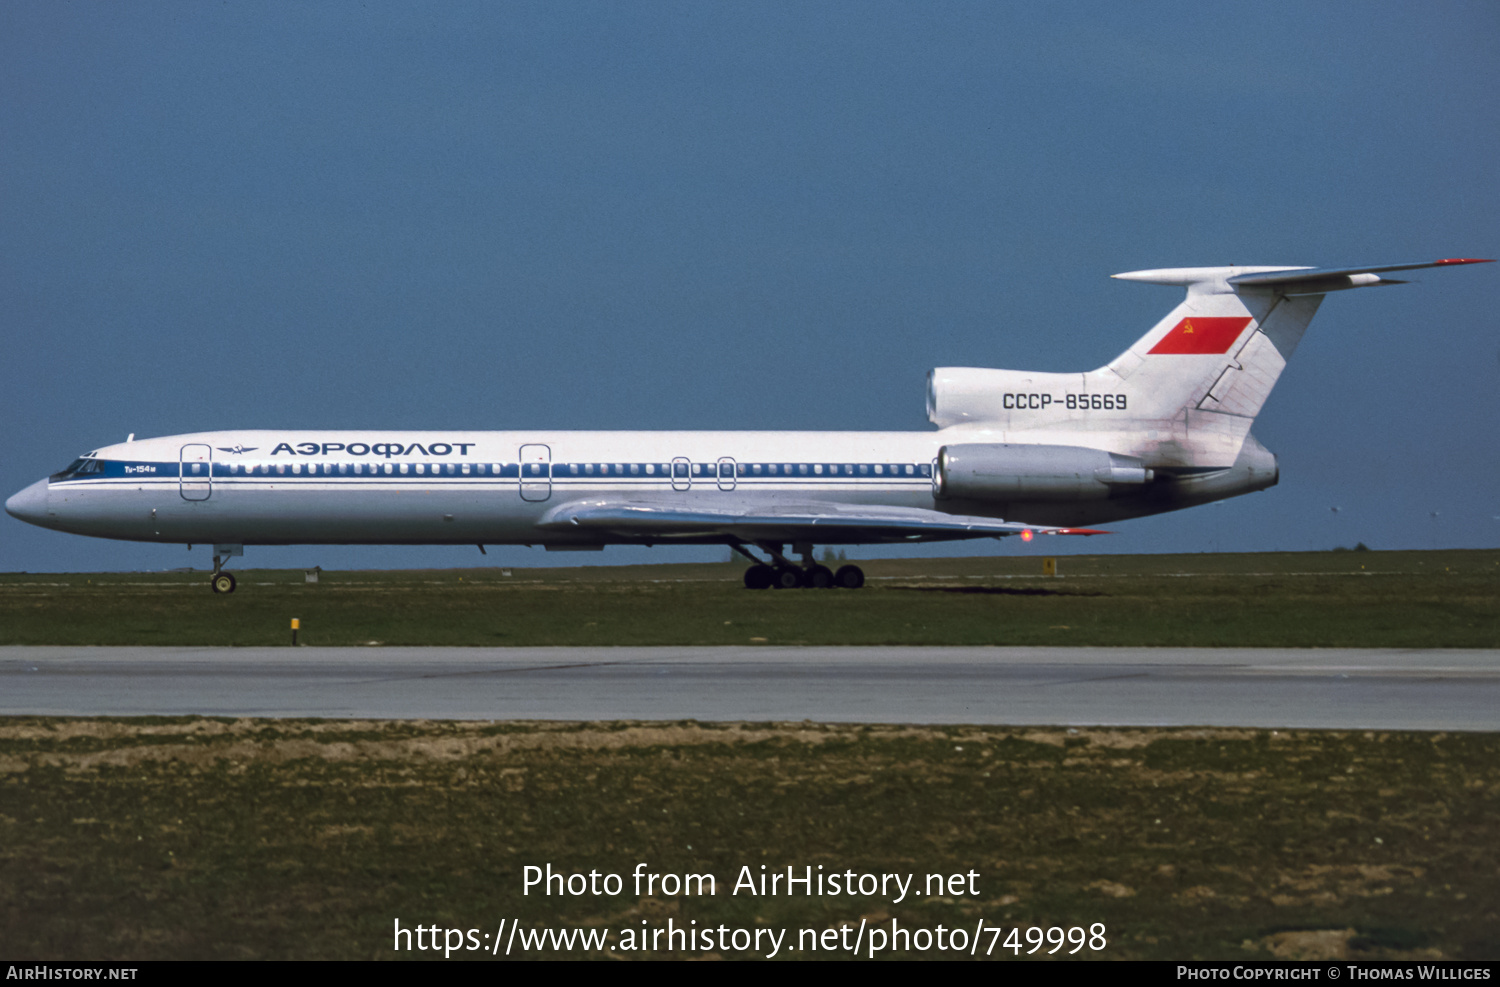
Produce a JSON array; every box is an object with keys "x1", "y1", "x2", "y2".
[{"x1": 55, "y1": 459, "x2": 936, "y2": 484}]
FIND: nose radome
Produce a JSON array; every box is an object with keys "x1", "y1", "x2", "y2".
[{"x1": 5, "y1": 479, "x2": 50, "y2": 526}]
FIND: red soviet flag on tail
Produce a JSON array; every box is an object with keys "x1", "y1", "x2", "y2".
[{"x1": 1147, "y1": 317, "x2": 1251, "y2": 355}]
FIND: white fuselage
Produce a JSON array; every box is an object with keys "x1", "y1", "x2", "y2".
[{"x1": 21, "y1": 429, "x2": 948, "y2": 547}]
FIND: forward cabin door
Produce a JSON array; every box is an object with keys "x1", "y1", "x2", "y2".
[
  {"x1": 519, "y1": 444, "x2": 551, "y2": 501},
  {"x1": 179, "y1": 444, "x2": 212, "y2": 501}
]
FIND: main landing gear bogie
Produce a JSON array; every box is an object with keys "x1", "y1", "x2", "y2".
[
  {"x1": 736, "y1": 543, "x2": 865, "y2": 590},
  {"x1": 211, "y1": 572, "x2": 237, "y2": 594}
]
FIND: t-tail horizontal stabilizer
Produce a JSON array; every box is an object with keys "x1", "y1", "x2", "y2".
[{"x1": 1113, "y1": 258, "x2": 1493, "y2": 294}]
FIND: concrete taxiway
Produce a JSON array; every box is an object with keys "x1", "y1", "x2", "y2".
[{"x1": 2, "y1": 646, "x2": 1498, "y2": 729}]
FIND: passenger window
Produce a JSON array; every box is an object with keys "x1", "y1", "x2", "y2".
[
  {"x1": 383, "y1": 463, "x2": 393, "y2": 475},
  {"x1": 569, "y1": 464, "x2": 579, "y2": 475},
  {"x1": 813, "y1": 464, "x2": 823, "y2": 475},
  {"x1": 874, "y1": 465, "x2": 884, "y2": 475},
  {"x1": 905, "y1": 464, "x2": 914, "y2": 475},
  {"x1": 585, "y1": 463, "x2": 594, "y2": 475},
  {"x1": 630, "y1": 464, "x2": 640, "y2": 475},
  {"x1": 752, "y1": 464, "x2": 762, "y2": 475},
  {"x1": 860, "y1": 464, "x2": 869, "y2": 475},
  {"x1": 463, "y1": 464, "x2": 472, "y2": 475}
]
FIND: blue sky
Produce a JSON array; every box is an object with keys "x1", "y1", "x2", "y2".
[{"x1": 3, "y1": 1, "x2": 1496, "y2": 572}]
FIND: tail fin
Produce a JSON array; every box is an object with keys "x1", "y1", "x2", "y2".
[{"x1": 928, "y1": 259, "x2": 1491, "y2": 468}]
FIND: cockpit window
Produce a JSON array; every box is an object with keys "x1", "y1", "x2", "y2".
[{"x1": 52, "y1": 457, "x2": 106, "y2": 480}]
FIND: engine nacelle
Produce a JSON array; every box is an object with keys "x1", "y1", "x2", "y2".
[
  {"x1": 937, "y1": 443, "x2": 1154, "y2": 502},
  {"x1": 928, "y1": 368, "x2": 1026, "y2": 427}
]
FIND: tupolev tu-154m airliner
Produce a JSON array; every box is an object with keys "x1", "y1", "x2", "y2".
[{"x1": 7, "y1": 258, "x2": 1490, "y2": 593}]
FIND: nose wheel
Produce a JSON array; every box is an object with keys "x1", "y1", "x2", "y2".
[{"x1": 209, "y1": 544, "x2": 243, "y2": 594}]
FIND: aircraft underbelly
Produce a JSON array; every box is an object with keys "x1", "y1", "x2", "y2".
[{"x1": 43, "y1": 480, "x2": 940, "y2": 545}]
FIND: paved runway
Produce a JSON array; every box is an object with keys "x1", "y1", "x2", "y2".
[{"x1": 3, "y1": 646, "x2": 1498, "y2": 729}]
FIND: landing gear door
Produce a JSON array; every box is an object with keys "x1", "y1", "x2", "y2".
[
  {"x1": 520, "y1": 444, "x2": 551, "y2": 501},
  {"x1": 180, "y1": 444, "x2": 212, "y2": 501}
]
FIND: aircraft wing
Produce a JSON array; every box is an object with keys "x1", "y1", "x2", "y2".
[{"x1": 536, "y1": 499, "x2": 1106, "y2": 543}]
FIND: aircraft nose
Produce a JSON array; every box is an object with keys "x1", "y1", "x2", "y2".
[{"x1": 5, "y1": 479, "x2": 50, "y2": 526}]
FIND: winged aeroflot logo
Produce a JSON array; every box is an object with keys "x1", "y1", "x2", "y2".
[{"x1": 215, "y1": 445, "x2": 258, "y2": 455}]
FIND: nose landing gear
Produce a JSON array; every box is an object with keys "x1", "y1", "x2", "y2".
[{"x1": 209, "y1": 544, "x2": 243, "y2": 594}]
